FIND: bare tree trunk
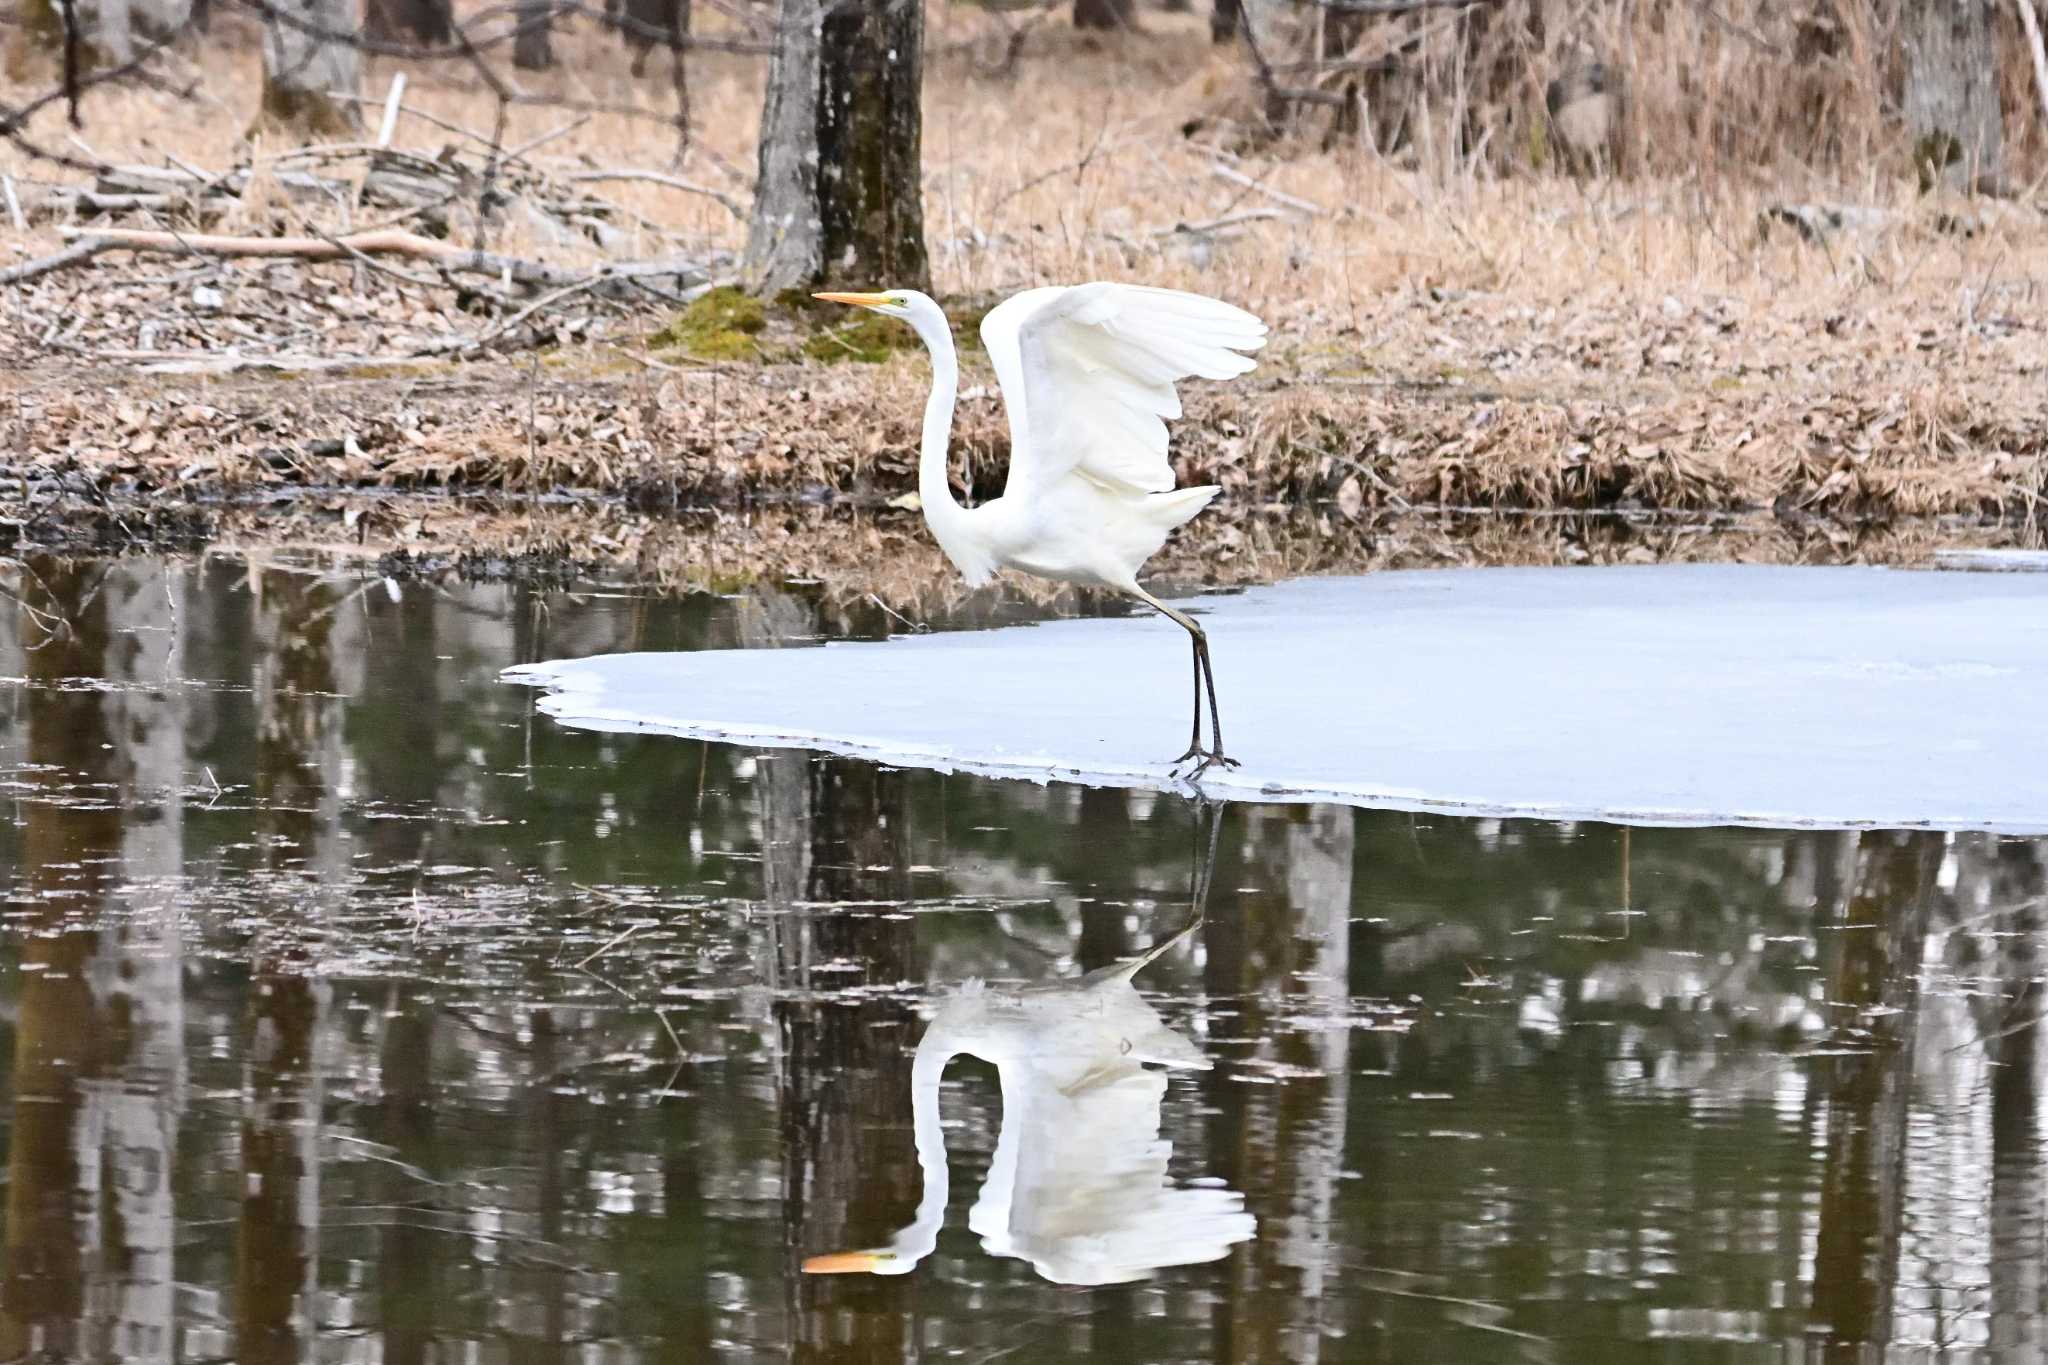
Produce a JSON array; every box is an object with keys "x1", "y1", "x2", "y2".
[
  {"x1": 0, "y1": 560, "x2": 120, "y2": 1362},
  {"x1": 258, "y1": 0, "x2": 361, "y2": 137},
  {"x1": 1805, "y1": 833, "x2": 1940, "y2": 1354},
  {"x1": 1901, "y1": 0, "x2": 2004, "y2": 192},
  {"x1": 236, "y1": 969, "x2": 324, "y2": 1365},
  {"x1": 512, "y1": 0, "x2": 554, "y2": 69},
  {"x1": 613, "y1": 0, "x2": 689, "y2": 150},
  {"x1": 24, "y1": 0, "x2": 192, "y2": 62},
  {"x1": 1073, "y1": 0, "x2": 1132, "y2": 31},
  {"x1": 1202, "y1": 804, "x2": 1354, "y2": 1362},
  {"x1": 234, "y1": 565, "x2": 338, "y2": 1365},
  {"x1": 747, "y1": 0, "x2": 823, "y2": 289},
  {"x1": 622, "y1": 0, "x2": 674, "y2": 73},
  {"x1": 363, "y1": 0, "x2": 451, "y2": 45},
  {"x1": 1210, "y1": 0, "x2": 1239, "y2": 43},
  {"x1": 511, "y1": 1010, "x2": 571, "y2": 1365},
  {"x1": 90, "y1": 563, "x2": 188, "y2": 1365},
  {"x1": 745, "y1": 0, "x2": 928, "y2": 292},
  {"x1": 775, "y1": 760, "x2": 919, "y2": 1363},
  {"x1": 373, "y1": 996, "x2": 437, "y2": 1365}
]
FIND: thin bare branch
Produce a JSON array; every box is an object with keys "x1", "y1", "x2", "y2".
[{"x1": 562, "y1": 169, "x2": 745, "y2": 218}]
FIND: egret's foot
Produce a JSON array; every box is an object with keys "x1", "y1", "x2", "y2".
[{"x1": 1173, "y1": 748, "x2": 1241, "y2": 782}]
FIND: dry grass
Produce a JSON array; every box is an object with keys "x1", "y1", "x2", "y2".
[
  {"x1": 3, "y1": 4, "x2": 2047, "y2": 564},
  {"x1": 1246, "y1": 0, "x2": 2048, "y2": 186}
]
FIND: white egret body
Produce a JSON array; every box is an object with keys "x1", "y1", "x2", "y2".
[
  {"x1": 816, "y1": 284, "x2": 1269, "y2": 773},
  {"x1": 801, "y1": 919, "x2": 1255, "y2": 1284}
]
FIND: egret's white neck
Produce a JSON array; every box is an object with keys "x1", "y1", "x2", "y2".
[
  {"x1": 889, "y1": 1033, "x2": 959, "y2": 1267},
  {"x1": 903, "y1": 309, "x2": 985, "y2": 579}
]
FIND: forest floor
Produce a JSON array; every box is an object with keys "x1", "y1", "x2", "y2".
[{"x1": 3, "y1": 8, "x2": 2045, "y2": 600}]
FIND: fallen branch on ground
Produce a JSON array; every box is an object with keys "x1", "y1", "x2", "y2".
[
  {"x1": 1209, "y1": 161, "x2": 1326, "y2": 215},
  {"x1": 43, "y1": 226, "x2": 710, "y2": 297},
  {"x1": 1164, "y1": 208, "x2": 1285, "y2": 235},
  {"x1": 0, "y1": 238, "x2": 108, "y2": 285},
  {"x1": 37, "y1": 148, "x2": 668, "y2": 255},
  {"x1": 66, "y1": 347, "x2": 451, "y2": 375}
]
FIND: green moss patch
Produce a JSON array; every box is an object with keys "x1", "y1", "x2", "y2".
[
  {"x1": 648, "y1": 286, "x2": 996, "y2": 367},
  {"x1": 649, "y1": 287, "x2": 770, "y2": 361},
  {"x1": 802, "y1": 310, "x2": 918, "y2": 364}
]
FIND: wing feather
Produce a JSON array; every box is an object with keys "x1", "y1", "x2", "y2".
[{"x1": 979, "y1": 283, "x2": 1267, "y2": 497}]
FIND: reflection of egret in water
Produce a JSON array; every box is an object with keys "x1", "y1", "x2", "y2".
[{"x1": 805, "y1": 802, "x2": 1252, "y2": 1286}]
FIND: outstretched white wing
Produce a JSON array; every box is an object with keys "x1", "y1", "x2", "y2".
[{"x1": 979, "y1": 283, "x2": 1268, "y2": 498}]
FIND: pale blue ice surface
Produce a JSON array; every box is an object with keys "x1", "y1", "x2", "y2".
[{"x1": 504, "y1": 565, "x2": 2048, "y2": 832}]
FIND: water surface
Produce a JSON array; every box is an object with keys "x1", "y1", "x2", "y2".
[{"x1": 1, "y1": 555, "x2": 2043, "y2": 1363}]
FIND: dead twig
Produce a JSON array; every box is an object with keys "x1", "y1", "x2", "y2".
[
  {"x1": 1150, "y1": 207, "x2": 1287, "y2": 236},
  {"x1": 570, "y1": 922, "x2": 646, "y2": 969},
  {"x1": 562, "y1": 169, "x2": 746, "y2": 219},
  {"x1": 988, "y1": 121, "x2": 1117, "y2": 213},
  {"x1": 506, "y1": 116, "x2": 590, "y2": 163},
  {"x1": 573, "y1": 963, "x2": 687, "y2": 1064},
  {"x1": 1209, "y1": 161, "x2": 1326, "y2": 215},
  {"x1": 460, "y1": 272, "x2": 611, "y2": 352}
]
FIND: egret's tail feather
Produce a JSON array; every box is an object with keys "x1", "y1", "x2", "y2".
[{"x1": 1146, "y1": 484, "x2": 1221, "y2": 531}]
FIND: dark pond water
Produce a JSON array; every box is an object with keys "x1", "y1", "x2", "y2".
[{"x1": 1, "y1": 554, "x2": 2044, "y2": 1364}]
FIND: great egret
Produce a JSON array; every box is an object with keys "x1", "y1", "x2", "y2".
[
  {"x1": 799, "y1": 914, "x2": 1254, "y2": 1285},
  {"x1": 802, "y1": 801, "x2": 1242, "y2": 1284},
  {"x1": 815, "y1": 284, "x2": 1268, "y2": 776}
]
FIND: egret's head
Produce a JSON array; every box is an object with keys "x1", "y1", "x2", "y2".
[
  {"x1": 801, "y1": 1247, "x2": 918, "y2": 1276},
  {"x1": 813, "y1": 289, "x2": 952, "y2": 342},
  {"x1": 813, "y1": 288, "x2": 914, "y2": 318}
]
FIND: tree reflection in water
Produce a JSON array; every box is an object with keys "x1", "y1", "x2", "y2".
[{"x1": 0, "y1": 558, "x2": 2042, "y2": 1364}]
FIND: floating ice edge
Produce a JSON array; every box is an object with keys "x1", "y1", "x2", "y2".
[{"x1": 502, "y1": 565, "x2": 2048, "y2": 834}]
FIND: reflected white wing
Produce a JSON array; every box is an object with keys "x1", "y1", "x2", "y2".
[
  {"x1": 980, "y1": 283, "x2": 1268, "y2": 498},
  {"x1": 997, "y1": 1059, "x2": 1256, "y2": 1286}
]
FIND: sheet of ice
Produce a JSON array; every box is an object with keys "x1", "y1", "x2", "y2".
[
  {"x1": 1933, "y1": 549, "x2": 2048, "y2": 573},
  {"x1": 503, "y1": 565, "x2": 2048, "y2": 833}
]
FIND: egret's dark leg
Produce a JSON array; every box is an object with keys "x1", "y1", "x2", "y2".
[
  {"x1": 1178, "y1": 631, "x2": 1204, "y2": 761},
  {"x1": 1193, "y1": 630, "x2": 1233, "y2": 769},
  {"x1": 1134, "y1": 795, "x2": 1226, "y2": 963},
  {"x1": 1131, "y1": 588, "x2": 1237, "y2": 775},
  {"x1": 1187, "y1": 793, "x2": 1225, "y2": 931}
]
